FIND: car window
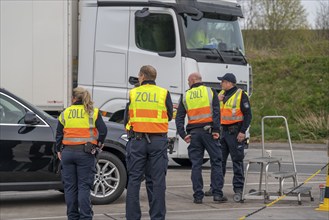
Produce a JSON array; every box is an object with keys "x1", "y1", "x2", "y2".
[{"x1": 0, "y1": 93, "x2": 27, "y2": 124}]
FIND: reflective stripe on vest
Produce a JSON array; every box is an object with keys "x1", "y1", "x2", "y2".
[
  {"x1": 220, "y1": 88, "x2": 244, "y2": 124},
  {"x1": 59, "y1": 105, "x2": 98, "y2": 145},
  {"x1": 183, "y1": 85, "x2": 213, "y2": 124},
  {"x1": 128, "y1": 84, "x2": 168, "y2": 133}
]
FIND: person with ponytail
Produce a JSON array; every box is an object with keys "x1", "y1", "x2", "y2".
[{"x1": 55, "y1": 87, "x2": 107, "y2": 220}]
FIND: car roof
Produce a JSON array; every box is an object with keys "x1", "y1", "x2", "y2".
[{"x1": 0, "y1": 87, "x2": 52, "y2": 121}]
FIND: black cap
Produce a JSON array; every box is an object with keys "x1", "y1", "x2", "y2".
[{"x1": 217, "y1": 73, "x2": 236, "y2": 83}]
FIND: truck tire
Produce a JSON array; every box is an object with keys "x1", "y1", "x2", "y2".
[
  {"x1": 91, "y1": 151, "x2": 127, "y2": 205},
  {"x1": 172, "y1": 158, "x2": 209, "y2": 167}
]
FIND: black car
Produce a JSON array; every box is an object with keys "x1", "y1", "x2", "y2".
[{"x1": 0, "y1": 88, "x2": 127, "y2": 204}]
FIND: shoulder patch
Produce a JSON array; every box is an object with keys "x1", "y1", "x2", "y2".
[{"x1": 243, "y1": 102, "x2": 250, "y2": 109}]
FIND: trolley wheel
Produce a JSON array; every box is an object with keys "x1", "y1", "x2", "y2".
[
  {"x1": 298, "y1": 201, "x2": 302, "y2": 205},
  {"x1": 233, "y1": 192, "x2": 242, "y2": 202},
  {"x1": 264, "y1": 194, "x2": 270, "y2": 204}
]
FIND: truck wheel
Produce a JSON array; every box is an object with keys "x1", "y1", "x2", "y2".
[
  {"x1": 172, "y1": 158, "x2": 209, "y2": 167},
  {"x1": 91, "y1": 151, "x2": 127, "y2": 205}
]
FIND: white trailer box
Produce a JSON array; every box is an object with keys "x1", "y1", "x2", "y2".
[{"x1": 0, "y1": 0, "x2": 78, "y2": 112}]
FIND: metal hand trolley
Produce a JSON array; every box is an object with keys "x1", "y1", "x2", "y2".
[{"x1": 238, "y1": 116, "x2": 313, "y2": 204}]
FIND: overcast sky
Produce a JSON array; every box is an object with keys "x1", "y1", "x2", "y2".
[
  {"x1": 239, "y1": 0, "x2": 325, "y2": 28},
  {"x1": 300, "y1": 0, "x2": 325, "y2": 27}
]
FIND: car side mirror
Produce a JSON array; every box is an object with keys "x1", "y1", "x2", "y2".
[
  {"x1": 0, "y1": 106, "x2": 4, "y2": 121},
  {"x1": 24, "y1": 112, "x2": 40, "y2": 125}
]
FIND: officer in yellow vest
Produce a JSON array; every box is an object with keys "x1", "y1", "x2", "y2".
[
  {"x1": 186, "y1": 22, "x2": 208, "y2": 49},
  {"x1": 175, "y1": 72, "x2": 227, "y2": 204},
  {"x1": 55, "y1": 87, "x2": 107, "y2": 220},
  {"x1": 205, "y1": 73, "x2": 252, "y2": 198},
  {"x1": 124, "y1": 65, "x2": 173, "y2": 220}
]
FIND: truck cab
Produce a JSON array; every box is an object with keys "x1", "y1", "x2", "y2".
[{"x1": 78, "y1": 0, "x2": 252, "y2": 165}]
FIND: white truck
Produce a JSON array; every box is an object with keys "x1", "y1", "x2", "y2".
[{"x1": 1, "y1": 0, "x2": 252, "y2": 166}]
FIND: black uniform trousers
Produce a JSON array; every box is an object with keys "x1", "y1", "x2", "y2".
[
  {"x1": 221, "y1": 126, "x2": 245, "y2": 193},
  {"x1": 188, "y1": 128, "x2": 224, "y2": 200},
  {"x1": 61, "y1": 145, "x2": 96, "y2": 220},
  {"x1": 125, "y1": 134, "x2": 168, "y2": 220}
]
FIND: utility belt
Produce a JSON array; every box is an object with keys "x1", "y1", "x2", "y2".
[
  {"x1": 64, "y1": 142, "x2": 101, "y2": 155},
  {"x1": 127, "y1": 130, "x2": 166, "y2": 143},
  {"x1": 221, "y1": 123, "x2": 240, "y2": 134},
  {"x1": 64, "y1": 144, "x2": 85, "y2": 150},
  {"x1": 189, "y1": 125, "x2": 213, "y2": 134}
]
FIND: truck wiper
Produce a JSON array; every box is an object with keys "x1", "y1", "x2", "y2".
[
  {"x1": 222, "y1": 49, "x2": 248, "y2": 64},
  {"x1": 196, "y1": 48, "x2": 226, "y2": 63}
]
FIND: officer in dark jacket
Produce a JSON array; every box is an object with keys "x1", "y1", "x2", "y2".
[
  {"x1": 205, "y1": 73, "x2": 252, "y2": 197},
  {"x1": 56, "y1": 87, "x2": 107, "y2": 220},
  {"x1": 124, "y1": 65, "x2": 173, "y2": 220},
  {"x1": 175, "y1": 72, "x2": 227, "y2": 204}
]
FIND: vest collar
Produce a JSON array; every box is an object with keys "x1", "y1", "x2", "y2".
[
  {"x1": 225, "y1": 86, "x2": 238, "y2": 96},
  {"x1": 190, "y1": 82, "x2": 204, "y2": 89},
  {"x1": 223, "y1": 86, "x2": 238, "y2": 103},
  {"x1": 73, "y1": 101, "x2": 83, "y2": 105},
  {"x1": 141, "y1": 80, "x2": 156, "y2": 85}
]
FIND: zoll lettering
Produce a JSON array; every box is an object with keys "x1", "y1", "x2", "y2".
[
  {"x1": 68, "y1": 109, "x2": 85, "y2": 119},
  {"x1": 189, "y1": 90, "x2": 203, "y2": 99},
  {"x1": 135, "y1": 92, "x2": 158, "y2": 103}
]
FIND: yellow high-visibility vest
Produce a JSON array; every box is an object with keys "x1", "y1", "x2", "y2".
[
  {"x1": 59, "y1": 105, "x2": 98, "y2": 145},
  {"x1": 219, "y1": 89, "x2": 244, "y2": 125},
  {"x1": 183, "y1": 85, "x2": 213, "y2": 124},
  {"x1": 128, "y1": 84, "x2": 168, "y2": 133},
  {"x1": 187, "y1": 29, "x2": 208, "y2": 49}
]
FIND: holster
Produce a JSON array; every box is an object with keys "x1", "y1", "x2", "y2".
[
  {"x1": 127, "y1": 129, "x2": 135, "y2": 139},
  {"x1": 84, "y1": 142, "x2": 96, "y2": 154},
  {"x1": 130, "y1": 131, "x2": 151, "y2": 143},
  {"x1": 135, "y1": 132, "x2": 143, "y2": 140},
  {"x1": 224, "y1": 124, "x2": 239, "y2": 135},
  {"x1": 228, "y1": 126, "x2": 236, "y2": 134},
  {"x1": 203, "y1": 125, "x2": 212, "y2": 134}
]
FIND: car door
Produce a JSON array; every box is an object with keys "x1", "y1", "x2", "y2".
[{"x1": 0, "y1": 92, "x2": 59, "y2": 184}]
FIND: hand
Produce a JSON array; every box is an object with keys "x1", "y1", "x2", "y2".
[
  {"x1": 98, "y1": 142, "x2": 105, "y2": 150},
  {"x1": 212, "y1": 132, "x2": 220, "y2": 140},
  {"x1": 184, "y1": 134, "x2": 191, "y2": 143},
  {"x1": 218, "y1": 94, "x2": 224, "y2": 101},
  {"x1": 237, "y1": 132, "x2": 246, "y2": 143},
  {"x1": 57, "y1": 152, "x2": 62, "y2": 161}
]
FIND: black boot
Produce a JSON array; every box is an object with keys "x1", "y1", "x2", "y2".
[{"x1": 204, "y1": 188, "x2": 213, "y2": 196}]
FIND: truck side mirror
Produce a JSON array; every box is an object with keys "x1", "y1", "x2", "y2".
[
  {"x1": 129, "y1": 76, "x2": 139, "y2": 87},
  {"x1": 191, "y1": 11, "x2": 203, "y2": 21},
  {"x1": 179, "y1": 6, "x2": 203, "y2": 21},
  {"x1": 135, "y1": 8, "x2": 150, "y2": 18}
]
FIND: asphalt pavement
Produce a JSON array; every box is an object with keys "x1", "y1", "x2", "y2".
[{"x1": 1, "y1": 142, "x2": 328, "y2": 220}]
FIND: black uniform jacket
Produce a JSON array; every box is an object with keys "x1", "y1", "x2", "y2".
[
  {"x1": 221, "y1": 86, "x2": 252, "y2": 134},
  {"x1": 175, "y1": 82, "x2": 220, "y2": 140}
]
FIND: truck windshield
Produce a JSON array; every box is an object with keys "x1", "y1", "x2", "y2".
[{"x1": 182, "y1": 14, "x2": 245, "y2": 54}]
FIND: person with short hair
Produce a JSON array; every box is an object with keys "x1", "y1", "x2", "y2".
[
  {"x1": 205, "y1": 73, "x2": 252, "y2": 197},
  {"x1": 124, "y1": 65, "x2": 173, "y2": 220},
  {"x1": 186, "y1": 23, "x2": 208, "y2": 49},
  {"x1": 175, "y1": 72, "x2": 227, "y2": 204},
  {"x1": 56, "y1": 87, "x2": 107, "y2": 220}
]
